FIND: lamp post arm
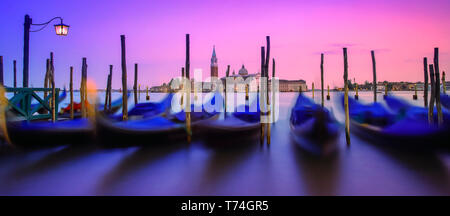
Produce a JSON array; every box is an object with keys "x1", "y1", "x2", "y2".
[
  {"x1": 30, "y1": 17, "x2": 64, "y2": 32},
  {"x1": 31, "y1": 17, "x2": 63, "y2": 26}
]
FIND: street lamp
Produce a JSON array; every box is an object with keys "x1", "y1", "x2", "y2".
[
  {"x1": 23, "y1": 14, "x2": 70, "y2": 87},
  {"x1": 54, "y1": 22, "x2": 70, "y2": 36}
]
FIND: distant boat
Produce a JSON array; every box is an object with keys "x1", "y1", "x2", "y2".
[{"x1": 290, "y1": 94, "x2": 340, "y2": 155}]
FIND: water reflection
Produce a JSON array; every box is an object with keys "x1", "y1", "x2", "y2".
[{"x1": 0, "y1": 91, "x2": 448, "y2": 195}]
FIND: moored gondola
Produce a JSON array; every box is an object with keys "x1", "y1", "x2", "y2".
[
  {"x1": 343, "y1": 95, "x2": 450, "y2": 150},
  {"x1": 290, "y1": 94, "x2": 340, "y2": 155},
  {"x1": 5, "y1": 118, "x2": 94, "y2": 147},
  {"x1": 95, "y1": 93, "x2": 220, "y2": 146}
]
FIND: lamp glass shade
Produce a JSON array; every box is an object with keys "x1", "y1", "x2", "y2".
[{"x1": 54, "y1": 24, "x2": 69, "y2": 36}]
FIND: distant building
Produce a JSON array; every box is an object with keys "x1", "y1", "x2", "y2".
[
  {"x1": 150, "y1": 82, "x2": 170, "y2": 92},
  {"x1": 275, "y1": 79, "x2": 307, "y2": 92}
]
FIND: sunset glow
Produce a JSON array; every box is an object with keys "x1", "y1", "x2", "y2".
[{"x1": 1, "y1": 0, "x2": 449, "y2": 89}]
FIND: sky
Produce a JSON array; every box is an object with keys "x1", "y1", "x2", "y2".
[{"x1": 1, "y1": 0, "x2": 450, "y2": 89}]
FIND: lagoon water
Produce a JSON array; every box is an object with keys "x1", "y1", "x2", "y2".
[{"x1": 0, "y1": 91, "x2": 449, "y2": 195}]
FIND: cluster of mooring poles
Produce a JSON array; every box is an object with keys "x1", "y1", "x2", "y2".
[{"x1": 424, "y1": 48, "x2": 444, "y2": 126}]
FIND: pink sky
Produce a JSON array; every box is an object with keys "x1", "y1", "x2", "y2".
[{"x1": 1, "y1": 0, "x2": 449, "y2": 89}]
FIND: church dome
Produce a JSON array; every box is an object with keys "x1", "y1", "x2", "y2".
[{"x1": 238, "y1": 64, "x2": 248, "y2": 76}]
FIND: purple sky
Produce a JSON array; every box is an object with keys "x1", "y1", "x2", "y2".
[{"x1": 1, "y1": 0, "x2": 450, "y2": 89}]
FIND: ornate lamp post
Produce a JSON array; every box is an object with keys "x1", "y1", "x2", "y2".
[{"x1": 23, "y1": 14, "x2": 69, "y2": 87}]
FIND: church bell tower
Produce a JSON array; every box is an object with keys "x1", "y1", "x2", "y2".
[{"x1": 210, "y1": 46, "x2": 218, "y2": 78}]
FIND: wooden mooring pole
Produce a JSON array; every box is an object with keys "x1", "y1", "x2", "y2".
[
  {"x1": 260, "y1": 46, "x2": 266, "y2": 145},
  {"x1": 50, "y1": 53, "x2": 56, "y2": 122},
  {"x1": 50, "y1": 53, "x2": 54, "y2": 108},
  {"x1": 327, "y1": 85, "x2": 330, "y2": 100},
  {"x1": 312, "y1": 82, "x2": 314, "y2": 99},
  {"x1": 134, "y1": 63, "x2": 138, "y2": 105},
  {"x1": 435, "y1": 72, "x2": 443, "y2": 126},
  {"x1": 13, "y1": 60, "x2": 17, "y2": 89},
  {"x1": 224, "y1": 65, "x2": 230, "y2": 114},
  {"x1": 12, "y1": 60, "x2": 17, "y2": 95},
  {"x1": 320, "y1": 53, "x2": 324, "y2": 107},
  {"x1": 355, "y1": 83, "x2": 359, "y2": 100},
  {"x1": 104, "y1": 72, "x2": 111, "y2": 112},
  {"x1": 80, "y1": 58, "x2": 87, "y2": 118},
  {"x1": 180, "y1": 67, "x2": 185, "y2": 104},
  {"x1": 442, "y1": 71, "x2": 446, "y2": 94},
  {"x1": 266, "y1": 36, "x2": 270, "y2": 107},
  {"x1": 343, "y1": 48, "x2": 351, "y2": 146},
  {"x1": 423, "y1": 58, "x2": 428, "y2": 107},
  {"x1": 70, "y1": 66, "x2": 74, "y2": 119},
  {"x1": 265, "y1": 36, "x2": 271, "y2": 145},
  {"x1": 371, "y1": 50, "x2": 377, "y2": 102},
  {"x1": 121, "y1": 35, "x2": 128, "y2": 121},
  {"x1": 435, "y1": 71, "x2": 443, "y2": 125},
  {"x1": 413, "y1": 84, "x2": 418, "y2": 100},
  {"x1": 272, "y1": 58, "x2": 276, "y2": 124},
  {"x1": 108, "y1": 66, "x2": 112, "y2": 111},
  {"x1": 185, "y1": 34, "x2": 191, "y2": 143},
  {"x1": 433, "y1": 49, "x2": 443, "y2": 126},
  {"x1": 428, "y1": 64, "x2": 435, "y2": 124},
  {"x1": 0, "y1": 56, "x2": 3, "y2": 86}
]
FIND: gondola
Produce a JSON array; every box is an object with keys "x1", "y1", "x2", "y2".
[
  {"x1": 343, "y1": 95, "x2": 450, "y2": 150},
  {"x1": 195, "y1": 94, "x2": 261, "y2": 145},
  {"x1": 290, "y1": 93, "x2": 340, "y2": 155},
  {"x1": 384, "y1": 95, "x2": 450, "y2": 126},
  {"x1": 5, "y1": 118, "x2": 94, "y2": 147},
  {"x1": 95, "y1": 93, "x2": 220, "y2": 146}
]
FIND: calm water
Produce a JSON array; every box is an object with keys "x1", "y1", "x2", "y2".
[{"x1": 0, "y1": 91, "x2": 449, "y2": 195}]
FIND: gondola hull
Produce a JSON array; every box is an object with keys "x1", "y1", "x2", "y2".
[
  {"x1": 290, "y1": 117, "x2": 340, "y2": 155},
  {"x1": 195, "y1": 115, "x2": 261, "y2": 145},
  {"x1": 95, "y1": 115, "x2": 187, "y2": 147},
  {"x1": 290, "y1": 94, "x2": 340, "y2": 155},
  {"x1": 350, "y1": 119, "x2": 450, "y2": 151},
  {"x1": 6, "y1": 118, "x2": 94, "y2": 147},
  {"x1": 345, "y1": 95, "x2": 450, "y2": 151}
]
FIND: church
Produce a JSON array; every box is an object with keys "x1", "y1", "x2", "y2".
[{"x1": 208, "y1": 46, "x2": 261, "y2": 92}]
